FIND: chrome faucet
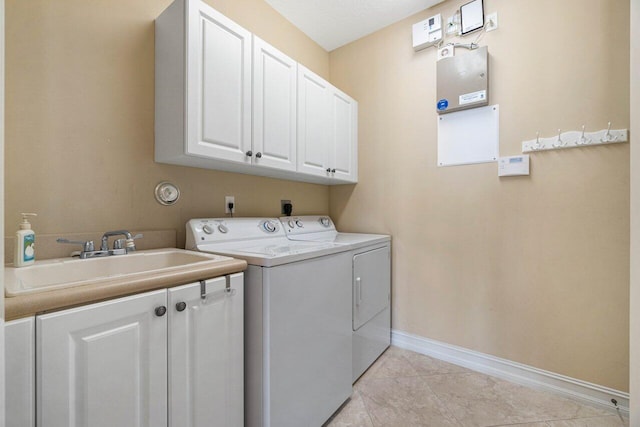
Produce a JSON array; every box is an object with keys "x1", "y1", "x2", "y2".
[
  {"x1": 57, "y1": 230, "x2": 142, "y2": 259},
  {"x1": 100, "y1": 230, "x2": 135, "y2": 255}
]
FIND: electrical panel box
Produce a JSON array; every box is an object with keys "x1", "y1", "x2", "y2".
[
  {"x1": 436, "y1": 46, "x2": 488, "y2": 114},
  {"x1": 412, "y1": 14, "x2": 442, "y2": 51}
]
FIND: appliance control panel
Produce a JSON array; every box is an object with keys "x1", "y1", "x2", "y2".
[
  {"x1": 185, "y1": 218, "x2": 284, "y2": 249},
  {"x1": 279, "y1": 216, "x2": 336, "y2": 235}
]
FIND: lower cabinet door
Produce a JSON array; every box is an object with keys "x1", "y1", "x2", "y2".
[
  {"x1": 36, "y1": 289, "x2": 168, "y2": 427},
  {"x1": 168, "y1": 273, "x2": 244, "y2": 427},
  {"x1": 5, "y1": 316, "x2": 36, "y2": 427}
]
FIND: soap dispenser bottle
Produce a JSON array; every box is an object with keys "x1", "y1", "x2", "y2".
[{"x1": 15, "y1": 213, "x2": 37, "y2": 267}]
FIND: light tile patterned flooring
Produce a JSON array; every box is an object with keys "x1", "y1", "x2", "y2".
[{"x1": 325, "y1": 347, "x2": 628, "y2": 427}]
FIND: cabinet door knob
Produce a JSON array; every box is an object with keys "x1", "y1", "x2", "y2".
[
  {"x1": 175, "y1": 302, "x2": 187, "y2": 312},
  {"x1": 255, "y1": 152, "x2": 262, "y2": 158},
  {"x1": 245, "y1": 150, "x2": 253, "y2": 157},
  {"x1": 155, "y1": 306, "x2": 167, "y2": 317}
]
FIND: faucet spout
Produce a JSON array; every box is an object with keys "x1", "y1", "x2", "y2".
[{"x1": 101, "y1": 230, "x2": 133, "y2": 251}]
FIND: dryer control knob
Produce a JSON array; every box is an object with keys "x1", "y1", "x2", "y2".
[
  {"x1": 288, "y1": 220, "x2": 295, "y2": 229},
  {"x1": 202, "y1": 224, "x2": 214, "y2": 235},
  {"x1": 263, "y1": 220, "x2": 277, "y2": 233},
  {"x1": 218, "y1": 224, "x2": 228, "y2": 234},
  {"x1": 319, "y1": 217, "x2": 330, "y2": 227},
  {"x1": 295, "y1": 220, "x2": 303, "y2": 228}
]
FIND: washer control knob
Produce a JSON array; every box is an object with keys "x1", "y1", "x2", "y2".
[
  {"x1": 218, "y1": 224, "x2": 228, "y2": 234},
  {"x1": 319, "y1": 217, "x2": 330, "y2": 227},
  {"x1": 202, "y1": 224, "x2": 214, "y2": 235},
  {"x1": 295, "y1": 220, "x2": 303, "y2": 228},
  {"x1": 263, "y1": 220, "x2": 277, "y2": 233},
  {"x1": 288, "y1": 220, "x2": 295, "y2": 229}
]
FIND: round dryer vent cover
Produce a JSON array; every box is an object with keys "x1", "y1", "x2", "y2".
[{"x1": 154, "y1": 181, "x2": 180, "y2": 206}]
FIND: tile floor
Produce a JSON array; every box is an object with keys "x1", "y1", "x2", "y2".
[{"x1": 325, "y1": 347, "x2": 628, "y2": 427}]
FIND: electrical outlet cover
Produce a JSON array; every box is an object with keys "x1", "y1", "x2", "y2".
[
  {"x1": 486, "y1": 12, "x2": 498, "y2": 32},
  {"x1": 225, "y1": 196, "x2": 235, "y2": 213}
]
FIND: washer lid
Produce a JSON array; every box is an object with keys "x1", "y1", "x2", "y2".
[{"x1": 195, "y1": 239, "x2": 349, "y2": 267}]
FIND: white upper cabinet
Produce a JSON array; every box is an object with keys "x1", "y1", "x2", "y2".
[
  {"x1": 297, "y1": 64, "x2": 331, "y2": 177},
  {"x1": 156, "y1": 0, "x2": 252, "y2": 166},
  {"x1": 155, "y1": 0, "x2": 357, "y2": 184},
  {"x1": 252, "y1": 36, "x2": 297, "y2": 171},
  {"x1": 329, "y1": 87, "x2": 358, "y2": 182},
  {"x1": 186, "y1": 1, "x2": 252, "y2": 162},
  {"x1": 298, "y1": 65, "x2": 358, "y2": 183}
]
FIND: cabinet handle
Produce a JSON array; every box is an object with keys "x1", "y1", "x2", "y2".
[
  {"x1": 255, "y1": 152, "x2": 262, "y2": 158},
  {"x1": 155, "y1": 306, "x2": 167, "y2": 317},
  {"x1": 245, "y1": 150, "x2": 253, "y2": 157},
  {"x1": 355, "y1": 277, "x2": 362, "y2": 306},
  {"x1": 175, "y1": 302, "x2": 187, "y2": 312},
  {"x1": 326, "y1": 168, "x2": 331, "y2": 173},
  {"x1": 331, "y1": 168, "x2": 336, "y2": 173}
]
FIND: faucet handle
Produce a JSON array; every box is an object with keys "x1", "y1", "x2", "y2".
[
  {"x1": 57, "y1": 238, "x2": 95, "y2": 252},
  {"x1": 125, "y1": 233, "x2": 143, "y2": 252}
]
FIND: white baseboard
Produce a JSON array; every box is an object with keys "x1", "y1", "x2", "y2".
[{"x1": 391, "y1": 329, "x2": 629, "y2": 416}]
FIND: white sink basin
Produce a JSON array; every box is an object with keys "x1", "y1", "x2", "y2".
[{"x1": 5, "y1": 248, "x2": 231, "y2": 297}]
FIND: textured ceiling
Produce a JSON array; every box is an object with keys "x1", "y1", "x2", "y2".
[{"x1": 265, "y1": 0, "x2": 445, "y2": 51}]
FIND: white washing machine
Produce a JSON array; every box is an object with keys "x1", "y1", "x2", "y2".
[
  {"x1": 186, "y1": 218, "x2": 352, "y2": 427},
  {"x1": 280, "y1": 216, "x2": 391, "y2": 382}
]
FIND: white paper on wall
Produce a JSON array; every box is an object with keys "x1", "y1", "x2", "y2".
[{"x1": 437, "y1": 104, "x2": 499, "y2": 167}]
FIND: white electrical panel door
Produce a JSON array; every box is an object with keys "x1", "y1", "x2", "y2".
[
  {"x1": 253, "y1": 36, "x2": 297, "y2": 171},
  {"x1": 297, "y1": 64, "x2": 330, "y2": 177},
  {"x1": 437, "y1": 104, "x2": 499, "y2": 167},
  {"x1": 186, "y1": 1, "x2": 252, "y2": 163},
  {"x1": 37, "y1": 290, "x2": 168, "y2": 427},
  {"x1": 168, "y1": 274, "x2": 244, "y2": 427}
]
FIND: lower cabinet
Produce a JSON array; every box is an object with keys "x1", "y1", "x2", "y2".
[
  {"x1": 28, "y1": 273, "x2": 244, "y2": 427},
  {"x1": 5, "y1": 317, "x2": 36, "y2": 427}
]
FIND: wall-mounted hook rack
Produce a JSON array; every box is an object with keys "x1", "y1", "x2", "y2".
[{"x1": 522, "y1": 123, "x2": 628, "y2": 153}]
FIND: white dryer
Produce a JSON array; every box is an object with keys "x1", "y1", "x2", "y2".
[
  {"x1": 280, "y1": 216, "x2": 391, "y2": 382},
  {"x1": 186, "y1": 218, "x2": 352, "y2": 427}
]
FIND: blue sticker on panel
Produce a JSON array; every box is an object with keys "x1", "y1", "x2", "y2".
[{"x1": 437, "y1": 99, "x2": 449, "y2": 111}]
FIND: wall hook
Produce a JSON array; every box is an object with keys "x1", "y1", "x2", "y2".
[
  {"x1": 601, "y1": 122, "x2": 618, "y2": 143},
  {"x1": 576, "y1": 125, "x2": 591, "y2": 145},
  {"x1": 552, "y1": 129, "x2": 566, "y2": 148},
  {"x1": 531, "y1": 132, "x2": 544, "y2": 150}
]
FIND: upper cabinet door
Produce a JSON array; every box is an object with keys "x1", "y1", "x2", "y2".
[
  {"x1": 297, "y1": 64, "x2": 330, "y2": 177},
  {"x1": 186, "y1": 0, "x2": 252, "y2": 163},
  {"x1": 253, "y1": 36, "x2": 297, "y2": 171},
  {"x1": 168, "y1": 274, "x2": 244, "y2": 427},
  {"x1": 36, "y1": 290, "x2": 168, "y2": 427},
  {"x1": 329, "y1": 87, "x2": 358, "y2": 183}
]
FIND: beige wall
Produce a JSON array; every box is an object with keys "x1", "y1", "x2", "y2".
[
  {"x1": 330, "y1": 0, "x2": 630, "y2": 391},
  {"x1": 630, "y1": 0, "x2": 639, "y2": 422},
  {"x1": 4, "y1": 0, "x2": 330, "y2": 249}
]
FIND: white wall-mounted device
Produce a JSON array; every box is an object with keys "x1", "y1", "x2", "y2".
[
  {"x1": 413, "y1": 14, "x2": 443, "y2": 51},
  {"x1": 498, "y1": 155, "x2": 530, "y2": 176}
]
